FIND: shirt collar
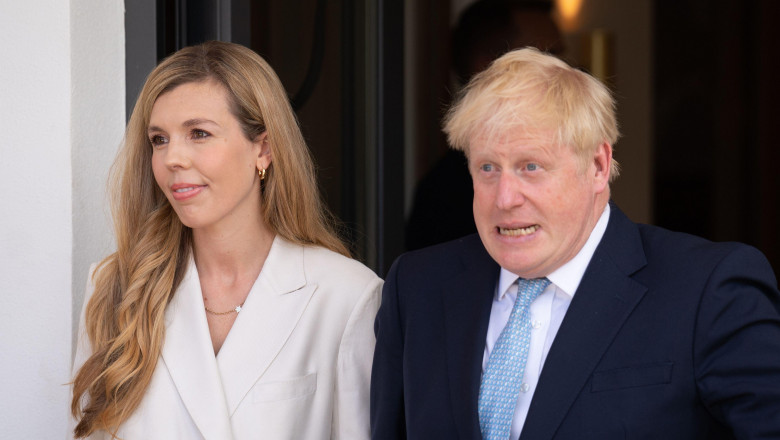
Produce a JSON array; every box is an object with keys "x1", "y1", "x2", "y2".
[{"x1": 496, "y1": 204, "x2": 610, "y2": 300}]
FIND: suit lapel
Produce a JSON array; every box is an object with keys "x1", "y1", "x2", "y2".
[
  {"x1": 216, "y1": 237, "x2": 316, "y2": 415},
  {"x1": 520, "y1": 205, "x2": 648, "y2": 440},
  {"x1": 161, "y1": 257, "x2": 235, "y2": 440},
  {"x1": 443, "y1": 237, "x2": 499, "y2": 440}
]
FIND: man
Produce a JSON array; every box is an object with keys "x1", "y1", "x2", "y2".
[
  {"x1": 406, "y1": 0, "x2": 564, "y2": 250},
  {"x1": 371, "y1": 48, "x2": 780, "y2": 439}
]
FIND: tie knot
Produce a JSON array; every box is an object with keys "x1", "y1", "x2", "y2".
[{"x1": 516, "y1": 277, "x2": 550, "y2": 302}]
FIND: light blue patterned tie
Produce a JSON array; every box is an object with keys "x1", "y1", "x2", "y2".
[{"x1": 478, "y1": 277, "x2": 550, "y2": 440}]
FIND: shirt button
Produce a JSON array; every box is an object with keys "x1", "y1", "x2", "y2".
[
  {"x1": 532, "y1": 321, "x2": 543, "y2": 329},
  {"x1": 520, "y1": 383, "x2": 530, "y2": 393}
]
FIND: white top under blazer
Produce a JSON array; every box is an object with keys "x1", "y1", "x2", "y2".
[{"x1": 71, "y1": 236, "x2": 383, "y2": 439}]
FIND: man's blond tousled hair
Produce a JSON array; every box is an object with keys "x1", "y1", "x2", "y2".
[{"x1": 443, "y1": 47, "x2": 620, "y2": 180}]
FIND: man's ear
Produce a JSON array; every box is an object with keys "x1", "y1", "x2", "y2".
[
  {"x1": 592, "y1": 141, "x2": 612, "y2": 193},
  {"x1": 255, "y1": 132, "x2": 272, "y2": 171}
]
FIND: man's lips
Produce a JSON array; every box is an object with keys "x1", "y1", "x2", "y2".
[
  {"x1": 170, "y1": 183, "x2": 206, "y2": 201},
  {"x1": 497, "y1": 224, "x2": 540, "y2": 236}
]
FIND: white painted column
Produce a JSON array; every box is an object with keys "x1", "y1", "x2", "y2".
[
  {"x1": 70, "y1": 0, "x2": 125, "y2": 349},
  {"x1": 0, "y1": 0, "x2": 124, "y2": 437}
]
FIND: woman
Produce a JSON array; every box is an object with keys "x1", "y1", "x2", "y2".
[{"x1": 70, "y1": 41, "x2": 382, "y2": 439}]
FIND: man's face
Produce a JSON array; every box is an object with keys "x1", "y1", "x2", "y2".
[{"x1": 469, "y1": 129, "x2": 610, "y2": 278}]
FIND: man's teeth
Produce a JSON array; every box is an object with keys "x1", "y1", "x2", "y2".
[{"x1": 499, "y1": 225, "x2": 539, "y2": 236}]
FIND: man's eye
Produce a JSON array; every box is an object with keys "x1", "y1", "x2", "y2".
[
  {"x1": 480, "y1": 164, "x2": 494, "y2": 172},
  {"x1": 526, "y1": 163, "x2": 539, "y2": 171}
]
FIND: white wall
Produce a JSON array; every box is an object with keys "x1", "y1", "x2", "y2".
[{"x1": 0, "y1": 0, "x2": 124, "y2": 437}]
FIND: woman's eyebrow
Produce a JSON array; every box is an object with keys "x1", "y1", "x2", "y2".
[
  {"x1": 147, "y1": 118, "x2": 219, "y2": 134},
  {"x1": 182, "y1": 118, "x2": 218, "y2": 128}
]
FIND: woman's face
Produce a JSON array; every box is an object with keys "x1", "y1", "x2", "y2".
[{"x1": 148, "y1": 80, "x2": 271, "y2": 233}]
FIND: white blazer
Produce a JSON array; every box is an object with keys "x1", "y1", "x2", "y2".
[{"x1": 72, "y1": 237, "x2": 383, "y2": 439}]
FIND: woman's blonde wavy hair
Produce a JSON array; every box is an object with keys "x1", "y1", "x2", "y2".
[{"x1": 71, "y1": 41, "x2": 349, "y2": 437}]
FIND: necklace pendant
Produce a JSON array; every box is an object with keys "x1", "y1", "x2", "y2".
[{"x1": 235, "y1": 305, "x2": 242, "y2": 313}]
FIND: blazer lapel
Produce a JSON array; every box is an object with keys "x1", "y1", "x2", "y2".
[
  {"x1": 443, "y1": 238, "x2": 499, "y2": 440},
  {"x1": 161, "y1": 258, "x2": 235, "y2": 440},
  {"x1": 216, "y1": 237, "x2": 316, "y2": 415},
  {"x1": 520, "y1": 205, "x2": 648, "y2": 440}
]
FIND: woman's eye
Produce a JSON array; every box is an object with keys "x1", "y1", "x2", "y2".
[
  {"x1": 192, "y1": 129, "x2": 210, "y2": 139},
  {"x1": 149, "y1": 135, "x2": 167, "y2": 147}
]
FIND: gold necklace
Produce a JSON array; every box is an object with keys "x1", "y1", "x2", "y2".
[{"x1": 204, "y1": 302, "x2": 244, "y2": 315}]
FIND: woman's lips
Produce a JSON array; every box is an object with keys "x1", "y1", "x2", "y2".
[{"x1": 170, "y1": 183, "x2": 206, "y2": 201}]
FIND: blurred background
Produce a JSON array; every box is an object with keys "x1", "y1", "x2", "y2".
[
  {"x1": 1, "y1": 0, "x2": 778, "y2": 436},
  {"x1": 125, "y1": 0, "x2": 779, "y2": 275}
]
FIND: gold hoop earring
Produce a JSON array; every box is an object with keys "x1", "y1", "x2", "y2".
[{"x1": 258, "y1": 168, "x2": 266, "y2": 180}]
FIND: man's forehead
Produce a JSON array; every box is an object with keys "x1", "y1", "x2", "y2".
[{"x1": 469, "y1": 126, "x2": 559, "y2": 150}]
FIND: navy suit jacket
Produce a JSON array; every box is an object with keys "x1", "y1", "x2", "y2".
[{"x1": 371, "y1": 204, "x2": 780, "y2": 439}]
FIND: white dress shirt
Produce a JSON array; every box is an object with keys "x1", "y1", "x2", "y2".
[{"x1": 481, "y1": 204, "x2": 610, "y2": 439}]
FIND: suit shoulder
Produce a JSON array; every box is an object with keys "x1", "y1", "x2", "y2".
[
  {"x1": 638, "y1": 223, "x2": 750, "y2": 257},
  {"x1": 636, "y1": 223, "x2": 774, "y2": 278},
  {"x1": 402, "y1": 232, "x2": 481, "y2": 259},
  {"x1": 302, "y1": 245, "x2": 382, "y2": 290},
  {"x1": 388, "y1": 234, "x2": 490, "y2": 278}
]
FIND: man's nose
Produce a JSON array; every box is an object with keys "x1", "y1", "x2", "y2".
[{"x1": 495, "y1": 173, "x2": 526, "y2": 210}]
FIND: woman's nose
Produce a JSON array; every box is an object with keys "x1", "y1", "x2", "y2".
[{"x1": 163, "y1": 137, "x2": 191, "y2": 169}]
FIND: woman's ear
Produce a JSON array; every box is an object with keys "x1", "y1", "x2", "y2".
[{"x1": 255, "y1": 132, "x2": 272, "y2": 172}]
